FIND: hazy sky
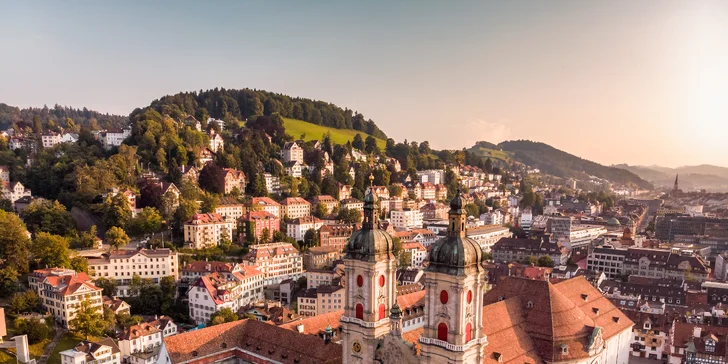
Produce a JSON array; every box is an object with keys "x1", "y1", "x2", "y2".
[{"x1": 1, "y1": 1, "x2": 727, "y2": 168}]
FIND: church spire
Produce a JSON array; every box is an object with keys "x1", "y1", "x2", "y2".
[
  {"x1": 674, "y1": 174, "x2": 679, "y2": 192},
  {"x1": 363, "y1": 174, "x2": 378, "y2": 230}
]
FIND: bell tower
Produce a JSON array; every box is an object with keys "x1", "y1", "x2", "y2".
[
  {"x1": 419, "y1": 184, "x2": 488, "y2": 364},
  {"x1": 342, "y1": 176, "x2": 397, "y2": 364}
]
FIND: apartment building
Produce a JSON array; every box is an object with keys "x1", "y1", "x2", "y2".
[
  {"x1": 60, "y1": 338, "x2": 121, "y2": 364},
  {"x1": 118, "y1": 322, "x2": 163, "y2": 363},
  {"x1": 180, "y1": 261, "x2": 243, "y2": 285},
  {"x1": 306, "y1": 267, "x2": 343, "y2": 289},
  {"x1": 340, "y1": 198, "x2": 363, "y2": 212},
  {"x1": 101, "y1": 128, "x2": 132, "y2": 149},
  {"x1": 183, "y1": 213, "x2": 234, "y2": 249},
  {"x1": 286, "y1": 216, "x2": 324, "y2": 242},
  {"x1": 587, "y1": 247, "x2": 628, "y2": 279},
  {"x1": 548, "y1": 216, "x2": 607, "y2": 249},
  {"x1": 312, "y1": 195, "x2": 338, "y2": 215},
  {"x1": 28, "y1": 268, "x2": 103, "y2": 328},
  {"x1": 240, "y1": 211, "x2": 280, "y2": 242},
  {"x1": 587, "y1": 247, "x2": 710, "y2": 282},
  {"x1": 319, "y1": 224, "x2": 356, "y2": 251},
  {"x1": 247, "y1": 197, "x2": 281, "y2": 217},
  {"x1": 188, "y1": 266, "x2": 265, "y2": 325},
  {"x1": 263, "y1": 173, "x2": 281, "y2": 194},
  {"x1": 214, "y1": 197, "x2": 244, "y2": 224},
  {"x1": 303, "y1": 246, "x2": 343, "y2": 270},
  {"x1": 281, "y1": 141, "x2": 304, "y2": 164},
  {"x1": 420, "y1": 202, "x2": 448, "y2": 220},
  {"x1": 491, "y1": 236, "x2": 570, "y2": 265},
  {"x1": 390, "y1": 208, "x2": 423, "y2": 230},
  {"x1": 87, "y1": 248, "x2": 179, "y2": 297},
  {"x1": 466, "y1": 225, "x2": 512, "y2": 252},
  {"x1": 41, "y1": 133, "x2": 62, "y2": 148},
  {"x1": 242, "y1": 242, "x2": 303, "y2": 286},
  {"x1": 222, "y1": 168, "x2": 246, "y2": 195},
  {"x1": 280, "y1": 197, "x2": 311, "y2": 219},
  {"x1": 401, "y1": 242, "x2": 427, "y2": 268},
  {"x1": 297, "y1": 285, "x2": 345, "y2": 317}
]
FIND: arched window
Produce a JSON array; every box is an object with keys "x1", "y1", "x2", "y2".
[
  {"x1": 437, "y1": 322, "x2": 448, "y2": 341},
  {"x1": 378, "y1": 304, "x2": 386, "y2": 320},
  {"x1": 357, "y1": 275, "x2": 363, "y2": 287},
  {"x1": 379, "y1": 275, "x2": 385, "y2": 287},
  {"x1": 466, "y1": 290, "x2": 473, "y2": 304},
  {"x1": 355, "y1": 304, "x2": 364, "y2": 320},
  {"x1": 440, "y1": 290, "x2": 449, "y2": 304},
  {"x1": 465, "y1": 322, "x2": 472, "y2": 343}
]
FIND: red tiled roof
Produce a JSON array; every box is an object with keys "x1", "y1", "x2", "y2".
[
  {"x1": 163, "y1": 319, "x2": 342, "y2": 364},
  {"x1": 280, "y1": 310, "x2": 343, "y2": 335}
]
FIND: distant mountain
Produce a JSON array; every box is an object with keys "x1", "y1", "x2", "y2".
[
  {"x1": 618, "y1": 164, "x2": 728, "y2": 192},
  {"x1": 488, "y1": 140, "x2": 652, "y2": 189}
]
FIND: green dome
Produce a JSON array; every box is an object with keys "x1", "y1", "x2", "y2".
[
  {"x1": 345, "y1": 228, "x2": 394, "y2": 262},
  {"x1": 426, "y1": 235, "x2": 484, "y2": 276}
]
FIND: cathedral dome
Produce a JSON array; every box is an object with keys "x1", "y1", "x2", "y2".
[
  {"x1": 426, "y1": 188, "x2": 484, "y2": 275},
  {"x1": 426, "y1": 235, "x2": 484, "y2": 276},
  {"x1": 346, "y1": 228, "x2": 394, "y2": 262}
]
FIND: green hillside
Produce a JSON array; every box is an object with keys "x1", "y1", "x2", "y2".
[{"x1": 282, "y1": 117, "x2": 387, "y2": 150}]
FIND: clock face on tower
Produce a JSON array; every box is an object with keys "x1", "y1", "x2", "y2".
[{"x1": 352, "y1": 341, "x2": 362, "y2": 353}]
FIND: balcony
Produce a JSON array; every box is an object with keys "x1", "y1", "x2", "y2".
[{"x1": 418, "y1": 336, "x2": 488, "y2": 352}]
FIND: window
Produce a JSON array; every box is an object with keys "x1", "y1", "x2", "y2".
[
  {"x1": 378, "y1": 304, "x2": 386, "y2": 320},
  {"x1": 464, "y1": 322, "x2": 472, "y2": 343},
  {"x1": 437, "y1": 322, "x2": 448, "y2": 341},
  {"x1": 357, "y1": 275, "x2": 363, "y2": 287},
  {"x1": 379, "y1": 275, "x2": 385, "y2": 287},
  {"x1": 440, "y1": 290, "x2": 449, "y2": 304},
  {"x1": 467, "y1": 290, "x2": 473, "y2": 304},
  {"x1": 355, "y1": 304, "x2": 364, "y2": 320}
]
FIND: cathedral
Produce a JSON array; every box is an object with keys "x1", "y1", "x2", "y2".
[{"x1": 341, "y1": 179, "x2": 634, "y2": 364}]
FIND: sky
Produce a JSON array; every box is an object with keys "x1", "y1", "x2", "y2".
[{"x1": 1, "y1": 1, "x2": 728, "y2": 168}]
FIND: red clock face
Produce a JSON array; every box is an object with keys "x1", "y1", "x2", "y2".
[
  {"x1": 357, "y1": 275, "x2": 363, "y2": 287},
  {"x1": 379, "y1": 275, "x2": 385, "y2": 287},
  {"x1": 440, "y1": 290, "x2": 449, "y2": 304}
]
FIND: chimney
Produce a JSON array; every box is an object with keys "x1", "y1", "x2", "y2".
[
  {"x1": 694, "y1": 326, "x2": 702, "y2": 338},
  {"x1": 296, "y1": 324, "x2": 304, "y2": 333}
]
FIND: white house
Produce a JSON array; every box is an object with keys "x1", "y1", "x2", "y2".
[
  {"x1": 60, "y1": 338, "x2": 121, "y2": 364},
  {"x1": 287, "y1": 216, "x2": 324, "y2": 242},
  {"x1": 187, "y1": 266, "x2": 265, "y2": 325},
  {"x1": 390, "y1": 209, "x2": 423, "y2": 230}
]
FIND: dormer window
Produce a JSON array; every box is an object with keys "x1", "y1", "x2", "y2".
[
  {"x1": 561, "y1": 344, "x2": 568, "y2": 355},
  {"x1": 644, "y1": 323, "x2": 651, "y2": 330},
  {"x1": 527, "y1": 301, "x2": 534, "y2": 309}
]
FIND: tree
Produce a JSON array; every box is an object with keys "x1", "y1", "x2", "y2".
[
  {"x1": 71, "y1": 256, "x2": 89, "y2": 273},
  {"x1": 352, "y1": 134, "x2": 364, "y2": 150},
  {"x1": 464, "y1": 203, "x2": 480, "y2": 218},
  {"x1": 70, "y1": 299, "x2": 105, "y2": 339},
  {"x1": 14, "y1": 317, "x2": 52, "y2": 344},
  {"x1": 337, "y1": 207, "x2": 362, "y2": 224},
  {"x1": 260, "y1": 228, "x2": 271, "y2": 245},
  {"x1": 198, "y1": 163, "x2": 226, "y2": 194},
  {"x1": 365, "y1": 135, "x2": 379, "y2": 154},
  {"x1": 303, "y1": 228, "x2": 319, "y2": 247},
  {"x1": 31, "y1": 233, "x2": 71, "y2": 270},
  {"x1": 208, "y1": 307, "x2": 238, "y2": 326},
  {"x1": 0, "y1": 266, "x2": 19, "y2": 297},
  {"x1": 72, "y1": 225, "x2": 98, "y2": 249},
  {"x1": 129, "y1": 207, "x2": 163, "y2": 236},
  {"x1": 105, "y1": 226, "x2": 129, "y2": 251},
  {"x1": 9, "y1": 290, "x2": 41, "y2": 314},
  {"x1": 538, "y1": 256, "x2": 555, "y2": 267},
  {"x1": 522, "y1": 256, "x2": 538, "y2": 266},
  {"x1": 200, "y1": 193, "x2": 219, "y2": 213},
  {"x1": 102, "y1": 194, "x2": 132, "y2": 228},
  {"x1": 312, "y1": 203, "x2": 328, "y2": 218},
  {"x1": 20, "y1": 199, "x2": 76, "y2": 236},
  {"x1": 95, "y1": 277, "x2": 117, "y2": 297}
]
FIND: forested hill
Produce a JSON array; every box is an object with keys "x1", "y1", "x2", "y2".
[
  {"x1": 497, "y1": 140, "x2": 652, "y2": 189},
  {"x1": 136, "y1": 88, "x2": 388, "y2": 139},
  {"x1": 0, "y1": 103, "x2": 128, "y2": 131}
]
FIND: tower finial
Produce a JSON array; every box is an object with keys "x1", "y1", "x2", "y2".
[{"x1": 369, "y1": 173, "x2": 374, "y2": 187}]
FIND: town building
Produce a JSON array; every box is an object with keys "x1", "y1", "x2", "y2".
[
  {"x1": 338, "y1": 184, "x2": 352, "y2": 201},
  {"x1": 284, "y1": 161, "x2": 304, "y2": 178},
  {"x1": 180, "y1": 261, "x2": 243, "y2": 286},
  {"x1": 41, "y1": 132, "x2": 62, "y2": 148},
  {"x1": 281, "y1": 141, "x2": 304, "y2": 164},
  {"x1": 247, "y1": 196, "x2": 281, "y2": 217},
  {"x1": 312, "y1": 195, "x2": 339, "y2": 215},
  {"x1": 187, "y1": 266, "x2": 265, "y2": 325},
  {"x1": 491, "y1": 236, "x2": 570, "y2": 265},
  {"x1": 669, "y1": 322, "x2": 728, "y2": 364},
  {"x1": 420, "y1": 202, "x2": 448, "y2": 220},
  {"x1": 303, "y1": 246, "x2": 343, "y2": 270},
  {"x1": 213, "y1": 197, "x2": 244, "y2": 224},
  {"x1": 390, "y1": 208, "x2": 423, "y2": 230},
  {"x1": 87, "y1": 248, "x2": 179, "y2": 296},
  {"x1": 240, "y1": 211, "x2": 280, "y2": 242},
  {"x1": 103, "y1": 296, "x2": 131, "y2": 315},
  {"x1": 286, "y1": 216, "x2": 324, "y2": 242},
  {"x1": 28, "y1": 268, "x2": 103, "y2": 328},
  {"x1": 340, "y1": 198, "x2": 364, "y2": 212},
  {"x1": 297, "y1": 285, "x2": 346, "y2": 317},
  {"x1": 101, "y1": 128, "x2": 132, "y2": 149},
  {"x1": 118, "y1": 322, "x2": 164, "y2": 363},
  {"x1": 280, "y1": 197, "x2": 311, "y2": 219},
  {"x1": 209, "y1": 131, "x2": 224, "y2": 152},
  {"x1": 1, "y1": 181, "x2": 31, "y2": 205},
  {"x1": 465, "y1": 224, "x2": 512, "y2": 252},
  {"x1": 263, "y1": 173, "x2": 281, "y2": 194},
  {"x1": 656, "y1": 214, "x2": 728, "y2": 241},
  {"x1": 401, "y1": 241, "x2": 427, "y2": 267},
  {"x1": 548, "y1": 216, "x2": 607, "y2": 249},
  {"x1": 183, "y1": 213, "x2": 234, "y2": 248},
  {"x1": 587, "y1": 247, "x2": 710, "y2": 282},
  {"x1": 319, "y1": 223, "x2": 356, "y2": 251},
  {"x1": 242, "y1": 242, "x2": 304, "y2": 286},
  {"x1": 222, "y1": 168, "x2": 246, "y2": 195},
  {"x1": 60, "y1": 338, "x2": 121, "y2": 364}
]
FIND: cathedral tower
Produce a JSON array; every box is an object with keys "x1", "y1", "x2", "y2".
[
  {"x1": 341, "y1": 176, "x2": 398, "y2": 364},
  {"x1": 419, "y1": 184, "x2": 488, "y2": 363}
]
